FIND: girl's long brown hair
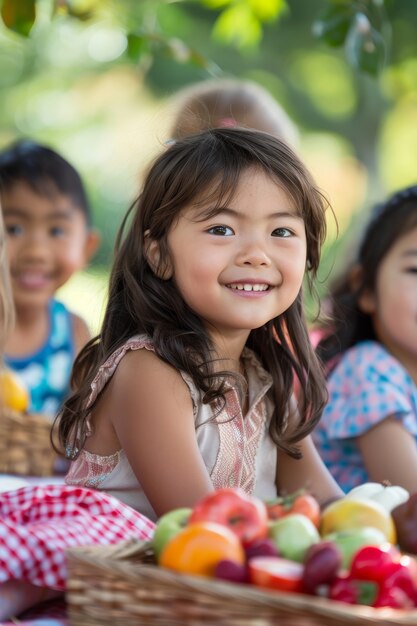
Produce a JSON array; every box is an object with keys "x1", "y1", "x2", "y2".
[{"x1": 55, "y1": 128, "x2": 329, "y2": 459}]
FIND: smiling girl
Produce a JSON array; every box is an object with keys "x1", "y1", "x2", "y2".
[
  {"x1": 56, "y1": 128, "x2": 342, "y2": 520},
  {"x1": 314, "y1": 186, "x2": 417, "y2": 492}
]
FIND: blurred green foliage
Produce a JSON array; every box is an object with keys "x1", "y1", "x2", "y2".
[{"x1": 0, "y1": 1, "x2": 392, "y2": 76}]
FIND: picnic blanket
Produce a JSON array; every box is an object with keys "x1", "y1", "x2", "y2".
[{"x1": 0, "y1": 484, "x2": 155, "y2": 621}]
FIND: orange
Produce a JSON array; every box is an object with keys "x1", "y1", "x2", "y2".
[
  {"x1": 0, "y1": 369, "x2": 30, "y2": 413},
  {"x1": 159, "y1": 521, "x2": 245, "y2": 577}
]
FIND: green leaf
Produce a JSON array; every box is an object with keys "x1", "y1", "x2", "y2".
[
  {"x1": 212, "y1": 5, "x2": 262, "y2": 48},
  {"x1": 202, "y1": 0, "x2": 234, "y2": 8},
  {"x1": 248, "y1": 0, "x2": 287, "y2": 22},
  {"x1": 126, "y1": 33, "x2": 151, "y2": 63},
  {"x1": 356, "y1": 581, "x2": 378, "y2": 606},
  {"x1": 313, "y1": 4, "x2": 354, "y2": 48},
  {"x1": 345, "y1": 12, "x2": 386, "y2": 76},
  {"x1": 1, "y1": 0, "x2": 36, "y2": 37}
]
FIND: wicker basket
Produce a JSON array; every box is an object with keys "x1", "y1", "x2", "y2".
[
  {"x1": 0, "y1": 408, "x2": 57, "y2": 476},
  {"x1": 66, "y1": 540, "x2": 417, "y2": 626}
]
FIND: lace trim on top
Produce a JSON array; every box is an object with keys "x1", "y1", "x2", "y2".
[
  {"x1": 210, "y1": 383, "x2": 269, "y2": 494},
  {"x1": 80, "y1": 335, "x2": 155, "y2": 439},
  {"x1": 208, "y1": 347, "x2": 272, "y2": 493},
  {"x1": 66, "y1": 449, "x2": 122, "y2": 489},
  {"x1": 87, "y1": 335, "x2": 155, "y2": 409}
]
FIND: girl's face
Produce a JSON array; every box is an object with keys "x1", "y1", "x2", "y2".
[
  {"x1": 160, "y1": 167, "x2": 307, "y2": 353},
  {"x1": 359, "y1": 223, "x2": 417, "y2": 376}
]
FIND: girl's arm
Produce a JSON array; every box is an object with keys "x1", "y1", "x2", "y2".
[
  {"x1": 108, "y1": 348, "x2": 214, "y2": 518},
  {"x1": 358, "y1": 416, "x2": 417, "y2": 492},
  {"x1": 276, "y1": 434, "x2": 343, "y2": 507}
]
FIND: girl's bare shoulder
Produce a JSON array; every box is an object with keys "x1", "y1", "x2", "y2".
[{"x1": 108, "y1": 345, "x2": 192, "y2": 413}]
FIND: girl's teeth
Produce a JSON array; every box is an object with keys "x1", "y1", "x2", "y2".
[{"x1": 229, "y1": 284, "x2": 268, "y2": 291}]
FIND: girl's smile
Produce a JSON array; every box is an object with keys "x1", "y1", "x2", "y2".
[{"x1": 225, "y1": 280, "x2": 272, "y2": 295}]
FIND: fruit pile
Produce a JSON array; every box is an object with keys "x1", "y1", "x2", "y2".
[{"x1": 152, "y1": 484, "x2": 417, "y2": 610}]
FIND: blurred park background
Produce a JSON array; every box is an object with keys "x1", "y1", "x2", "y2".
[{"x1": 1, "y1": 0, "x2": 417, "y2": 332}]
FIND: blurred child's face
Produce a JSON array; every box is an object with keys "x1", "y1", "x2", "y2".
[
  {"x1": 2, "y1": 182, "x2": 97, "y2": 314},
  {"x1": 358, "y1": 224, "x2": 417, "y2": 374},
  {"x1": 151, "y1": 167, "x2": 307, "y2": 351}
]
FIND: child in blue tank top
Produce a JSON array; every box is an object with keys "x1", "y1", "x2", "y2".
[{"x1": 0, "y1": 140, "x2": 100, "y2": 418}]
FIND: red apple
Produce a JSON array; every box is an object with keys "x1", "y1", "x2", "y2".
[{"x1": 189, "y1": 487, "x2": 268, "y2": 546}]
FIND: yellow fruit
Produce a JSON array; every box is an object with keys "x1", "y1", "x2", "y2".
[
  {"x1": 0, "y1": 369, "x2": 30, "y2": 413},
  {"x1": 320, "y1": 497, "x2": 396, "y2": 544}
]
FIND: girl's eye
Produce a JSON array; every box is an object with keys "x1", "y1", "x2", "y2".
[
  {"x1": 5, "y1": 224, "x2": 23, "y2": 237},
  {"x1": 405, "y1": 267, "x2": 417, "y2": 274},
  {"x1": 50, "y1": 226, "x2": 66, "y2": 237},
  {"x1": 207, "y1": 225, "x2": 234, "y2": 236},
  {"x1": 272, "y1": 227, "x2": 293, "y2": 238}
]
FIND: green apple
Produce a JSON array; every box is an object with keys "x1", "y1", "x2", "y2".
[
  {"x1": 323, "y1": 526, "x2": 386, "y2": 569},
  {"x1": 268, "y1": 513, "x2": 320, "y2": 563},
  {"x1": 152, "y1": 507, "x2": 192, "y2": 559}
]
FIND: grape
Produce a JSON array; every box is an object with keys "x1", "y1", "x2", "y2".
[
  {"x1": 302, "y1": 541, "x2": 342, "y2": 594},
  {"x1": 244, "y1": 537, "x2": 280, "y2": 561},
  {"x1": 214, "y1": 559, "x2": 249, "y2": 583}
]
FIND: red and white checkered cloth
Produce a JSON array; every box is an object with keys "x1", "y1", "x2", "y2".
[{"x1": 0, "y1": 484, "x2": 155, "y2": 591}]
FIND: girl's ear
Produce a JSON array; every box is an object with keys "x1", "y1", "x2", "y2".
[
  {"x1": 143, "y1": 231, "x2": 173, "y2": 280},
  {"x1": 84, "y1": 229, "x2": 101, "y2": 264},
  {"x1": 349, "y1": 264, "x2": 376, "y2": 314}
]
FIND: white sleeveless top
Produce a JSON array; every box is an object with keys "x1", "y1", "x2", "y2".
[{"x1": 65, "y1": 335, "x2": 278, "y2": 521}]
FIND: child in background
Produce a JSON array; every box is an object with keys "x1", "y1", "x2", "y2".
[
  {"x1": 0, "y1": 140, "x2": 100, "y2": 418},
  {"x1": 169, "y1": 77, "x2": 299, "y2": 146},
  {"x1": 314, "y1": 186, "x2": 417, "y2": 493},
  {"x1": 58, "y1": 127, "x2": 342, "y2": 521}
]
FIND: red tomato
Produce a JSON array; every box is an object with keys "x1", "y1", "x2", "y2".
[
  {"x1": 266, "y1": 491, "x2": 320, "y2": 528},
  {"x1": 248, "y1": 556, "x2": 304, "y2": 593},
  {"x1": 189, "y1": 487, "x2": 268, "y2": 546}
]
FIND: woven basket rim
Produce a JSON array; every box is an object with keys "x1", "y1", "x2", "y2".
[
  {"x1": 0, "y1": 408, "x2": 53, "y2": 426},
  {"x1": 0, "y1": 408, "x2": 57, "y2": 475},
  {"x1": 66, "y1": 540, "x2": 417, "y2": 624}
]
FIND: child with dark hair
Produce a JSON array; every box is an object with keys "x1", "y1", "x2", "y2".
[
  {"x1": 0, "y1": 140, "x2": 100, "y2": 418},
  {"x1": 314, "y1": 186, "x2": 417, "y2": 492},
  {"x1": 57, "y1": 127, "x2": 341, "y2": 520}
]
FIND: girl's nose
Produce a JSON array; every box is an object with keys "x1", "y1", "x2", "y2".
[{"x1": 236, "y1": 241, "x2": 272, "y2": 267}]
